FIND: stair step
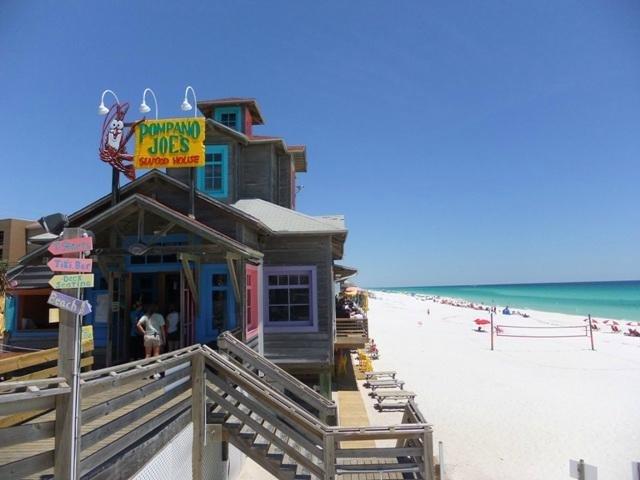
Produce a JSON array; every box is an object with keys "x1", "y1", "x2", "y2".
[
  {"x1": 239, "y1": 423, "x2": 256, "y2": 440},
  {"x1": 253, "y1": 434, "x2": 270, "y2": 448},
  {"x1": 225, "y1": 415, "x2": 243, "y2": 429}
]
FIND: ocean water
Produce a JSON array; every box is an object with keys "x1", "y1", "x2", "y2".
[{"x1": 380, "y1": 281, "x2": 640, "y2": 321}]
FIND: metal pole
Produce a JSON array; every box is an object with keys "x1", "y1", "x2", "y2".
[
  {"x1": 189, "y1": 167, "x2": 196, "y2": 218},
  {"x1": 490, "y1": 312, "x2": 494, "y2": 351},
  {"x1": 438, "y1": 441, "x2": 445, "y2": 479},
  {"x1": 111, "y1": 168, "x2": 120, "y2": 206},
  {"x1": 588, "y1": 314, "x2": 595, "y2": 351},
  {"x1": 578, "y1": 459, "x2": 585, "y2": 480}
]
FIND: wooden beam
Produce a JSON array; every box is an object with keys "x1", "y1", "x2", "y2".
[
  {"x1": 180, "y1": 256, "x2": 199, "y2": 306},
  {"x1": 191, "y1": 354, "x2": 205, "y2": 480},
  {"x1": 146, "y1": 221, "x2": 176, "y2": 247},
  {"x1": 226, "y1": 253, "x2": 241, "y2": 303},
  {"x1": 136, "y1": 209, "x2": 145, "y2": 242}
]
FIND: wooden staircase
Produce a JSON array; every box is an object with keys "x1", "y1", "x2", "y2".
[{"x1": 0, "y1": 340, "x2": 435, "y2": 480}]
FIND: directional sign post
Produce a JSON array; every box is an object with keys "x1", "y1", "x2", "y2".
[
  {"x1": 48, "y1": 257, "x2": 93, "y2": 273},
  {"x1": 49, "y1": 274, "x2": 94, "y2": 289},
  {"x1": 48, "y1": 291, "x2": 92, "y2": 316},
  {"x1": 48, "y1": 236, "x2": 93, "y2": 256},
  {"x1": 51, "y1": 228, "x2": 94, "y2": 480}
]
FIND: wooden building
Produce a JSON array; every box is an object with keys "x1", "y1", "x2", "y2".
[{"x1": 4, "y1": 98, "x2": 351, "y2": 395}]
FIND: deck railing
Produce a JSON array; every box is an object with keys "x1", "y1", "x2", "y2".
[
  {"x1": 0, "y1": 343, "x2": 434, "y2": 480},
  {"x1": 335, "y1": 316, "x2": 369, "y2": 349},
  {"x1": 217, "y1": 330, "x2": 338, "y2": 424}
]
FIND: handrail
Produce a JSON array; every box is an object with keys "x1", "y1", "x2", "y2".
[
  {"x1": 217, "y1": 331, "x2": 337, "y2": 422},
  {"x1": 202, "y1": 344, "x2": 326, "y2": 436}
]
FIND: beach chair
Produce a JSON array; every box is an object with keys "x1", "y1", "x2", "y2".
[
  {"x1": 611, "y1": 324, "x2": 621, "y2": 333},
  {"x1": 627, "y1": 328, "x2": 640, "y2": 337}
]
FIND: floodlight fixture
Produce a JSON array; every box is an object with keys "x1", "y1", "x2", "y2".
[
  {"x1": 98, "y1": 89, "x2": 120, "y2": 115},
  {"x1": 181, "y1": 85, "x2": 197, "y2": 117}
]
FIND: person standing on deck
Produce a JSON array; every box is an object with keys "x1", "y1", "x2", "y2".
[
  {"x1": 137, "y1": 305, "x2": 167, "y2": 359},
  {"x1": 129, "y1": 300, "x2": 144, "y2": 360},
  {"x1": 166, "y1": 305, "x2": 180, "y2": 352}
]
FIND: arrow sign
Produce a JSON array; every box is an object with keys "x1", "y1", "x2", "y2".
[
  {"x1": 48, "y1": 236, "x2": 93, "y2": 255},
  {"x1": 49, "y1": 274, "x2": 94, "y2": 289},
  {"x1": 47, "y1": 257, "x2": 93, "y2": 273},
  {"x1": 48, "y1": 291, "x2": 92, "y2": 316}
]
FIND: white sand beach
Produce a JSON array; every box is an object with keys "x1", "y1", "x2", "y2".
[{"x1": 365, "y1": 291, "x2": 640, "y2": 480}]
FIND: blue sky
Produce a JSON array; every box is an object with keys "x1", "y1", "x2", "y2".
[{"x1": 1, "y1": 1, "x2": 639, "y2": 287}]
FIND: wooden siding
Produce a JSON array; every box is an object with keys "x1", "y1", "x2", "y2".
[
  {"x1": 277, "y1": 155, "x2": 293, "y2": 209},
  {"x1": 237, "y1": 143, "x2": 273, "y2": 202},
  {"x1": 262, "y1": 235, "x2": 334, "y2": 370}
]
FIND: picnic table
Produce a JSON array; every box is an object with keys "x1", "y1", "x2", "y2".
[
  {"x1": 373, "y1": 390, "x2": 417, "y2": 411},
  {"x1": 373, "y1": 390, "x2": 416, "y2": 403},
  {"x1": 368, "y1": 379, "x2": 405, "y2": 392},
  {"x1": 364, "y1": 370, "x2": 397, "y2": 380}
]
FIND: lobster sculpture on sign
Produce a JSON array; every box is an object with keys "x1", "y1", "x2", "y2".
[{"x1": 98, "y1": 103, "x2": 144, "y2": 181}]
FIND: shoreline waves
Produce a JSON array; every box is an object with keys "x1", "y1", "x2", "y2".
[{"x1": 377, "y1": 280, "x2": 640, "y2": 321}]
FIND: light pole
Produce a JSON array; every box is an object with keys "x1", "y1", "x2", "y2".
[
  {"x1": 181, "y1": 86, "x2": 199, "y2": 216},
  {"x1": 97, "y1": 89, "x2": 124, "y2": 205},
  {"x1": 139, "y1": 87, "x2": 159, "y2": 119}
]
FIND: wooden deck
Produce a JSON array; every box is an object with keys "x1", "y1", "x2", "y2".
[{"x1": 0, "y1": 375, "x2": 191, "y2": 479}]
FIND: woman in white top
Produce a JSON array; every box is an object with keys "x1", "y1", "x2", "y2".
[{"x1": 137, "y1": 305, "x2": 167, "y2": 358}]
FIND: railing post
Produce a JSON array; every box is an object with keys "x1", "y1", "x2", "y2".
[
  {"x1": 205, "y1": 423, "x2": 226, "y2": 479},
  {"x1": 323, "y1": 432, "x2": 335, "y2": 480},
  {"x1": 422, "y1": 427, "x2": 435, "y2": 480},
  {"x1": 192, "y1": 353, "x2": 205, "y2": 480}
]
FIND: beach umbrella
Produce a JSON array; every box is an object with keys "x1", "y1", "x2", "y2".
[
  {"x1": 612, "y1": 321, "x2": 619, "y2": 326},
  {"x1": 474, "y1": 319, "x2": 490, "y2": 325}
]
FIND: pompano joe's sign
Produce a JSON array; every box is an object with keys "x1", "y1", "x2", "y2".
[{"x1": 134, "y1": 117, "x2": 205, "y2": 169}]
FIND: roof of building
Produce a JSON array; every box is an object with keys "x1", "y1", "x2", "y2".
[
  {"x1": 12, "y1": 193, "x2": 264, "y2": 272},
  {"x1": 205, "y1": 119, "x2": 307, "y2": 172},
  {"x1": 197, "y1": 97, "x2": 265, "y2": 125},
  {"x1": 315, "y1": 215, "x2": 346, "y2": 229},
  {"x1": 232, "y1": 199, "x2": 347, "y2": 235}
]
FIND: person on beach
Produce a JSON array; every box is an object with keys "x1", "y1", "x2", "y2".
[
  {"x1": 166, "y1": 305, "x2": 180, "y2": 351},
  {"x1": 129, "y1": 300, "x2": 144, "y2": 360},
  {"x1": 137, "y1": 305, "x2": 167, "y2": 359}
]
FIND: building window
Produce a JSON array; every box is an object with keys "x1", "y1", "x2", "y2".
[
  {"x1": 214, "y1": 107, "x2": 242, "y2": 132},
  {"x1": 0, "y1": 231, "x2": 4, "y2": 260},
  {"x1": 197, "y1": 145, "x2": 228, "y2": 198},
  {"x1": 264, "y1": 266, "x2": 317, "y2": 331}
]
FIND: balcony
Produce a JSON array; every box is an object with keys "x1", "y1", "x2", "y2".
[{"x1": 335, "y1": 316, "x2": 369, "y2": 350}]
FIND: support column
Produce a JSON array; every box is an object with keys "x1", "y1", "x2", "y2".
[
  {"x1": 192, "y1": 354, "x2": 205, "y2": 480},
  {"x1": 205, "y1": 423, "x2": 227, "y2": 480},
  {"x1": 319, "y1": 369, "x2": 332, "y2": 400}
]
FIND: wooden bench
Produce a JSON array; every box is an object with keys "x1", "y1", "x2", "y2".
[
  {"x1": 364, "y1": 370, "x2": 397, "y2": 380},
  {"x1": 367, "y1": 379, "x2": 405, "y2": 392}
]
